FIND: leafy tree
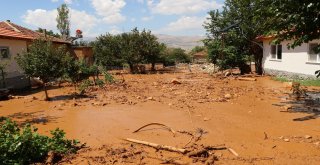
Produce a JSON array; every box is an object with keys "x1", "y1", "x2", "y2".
[
  {"x1": 36, "y1": 28, "x2": 60, "y2": 38},
  {"x1": 64, "y1": 57, "x2": 97, "y2": 94},
  {"x1": 268, "y1": 1, "x2": 320, "y2": 49},
  {"x1": 139, "y1": 29, "x2": 163, "y2": 71},
  {"x1": 94, "y1": 33, "x2": 124, "y2": 68},
  {"x1": 190, "y1": 46, "x2": 206, "y2": 55},
  {"x1": 56, "y1": 3, "x2": 70, "y2": 39},
  {"x1": 204, "y1": 0, "x2": 273, "y2": 74},
  {"x1": 16, "y1": 39, "x2": 68, "y2": 100},
  {"x1": 161, "y1": 47, "x2": 191, "y2": 66},
  {"x1": 94, "y1": 28, "x2": 164, "y2": 73}
]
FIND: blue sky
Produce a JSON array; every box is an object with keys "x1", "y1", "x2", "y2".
[{"x1": 0, "y1": 0, "x2": 224, "y2": 37}]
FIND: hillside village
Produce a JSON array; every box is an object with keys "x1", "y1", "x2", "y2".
[{"x1": 0, "y1": 1, "x2": 320, "y2": 165}]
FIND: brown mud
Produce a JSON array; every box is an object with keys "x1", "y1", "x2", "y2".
[{"x1": 1, "y1": 71, "x2": 320, "y2": 164}]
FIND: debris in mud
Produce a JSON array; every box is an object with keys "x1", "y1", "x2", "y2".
[{"x1": 171, "y1": 79, "x2": 182, "y2": 85}]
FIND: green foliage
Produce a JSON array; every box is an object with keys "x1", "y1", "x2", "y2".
[
  {"x1": 269, "y1": 1, "x2": 320, "y2": 50},
  {"x1": 16, "y1": 39, "x2": 67, "y2": 83},
  {"x1": 79, "y1": 79, "x2": 92, "y2": 94},
  {"x1": 64, "y1": 57, "x2": 98, "y2": 93},
  {"x1": 189, "y1": 46, "x2": 206, "y2": 56},
  {"x1": 0, "y1": 119, "x2": 80, "y2": 164},
  {"x1": 204, "y1": 0, "x2": 272, "y2": 74},
  {"x1": 16, "y1": 39, "x2": 69, "y2": 100},
  {"x1": 36, "y1": 28, "x2": 60, "y2": 38},
  {"x1": 93, "y1": 28, "x2": 164, "y2": 72},
  {"x1": 161, "y1": 47, "x2": 191, "y2": 66},
  {"x1": 56, "y1": 3, "x2": 70, "y2": 38},
  {"x1": 95, "y1": 79, "x2": 105, "y2": 88},
  {"x1": 103, "y1": 71, "x2": 115, "y2": 84}
]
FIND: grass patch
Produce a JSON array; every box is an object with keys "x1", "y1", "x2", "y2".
[{"x1": 272, "y1": 77, "x2": 320, "y2": 86}]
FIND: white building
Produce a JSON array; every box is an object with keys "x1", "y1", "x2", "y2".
[{"x1": 259, "y1": 36, "x2": 320, "y2": 79}]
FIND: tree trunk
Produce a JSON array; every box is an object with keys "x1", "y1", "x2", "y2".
[
  {"x1": 151, "y1": 63, "x2": 156, "y2": 71},
  {"x1": 252, "y1": 43, "x2": 264, "y2": 75},
  {"x1": 1, "y1": 69, "x2": 5, "y2": 88},
  {"x1": 129, "y1": 64, "x2": 134, "y2": 74},
  {"x1": 43, "y1": 85, "x2": 49, "y2": 101}
]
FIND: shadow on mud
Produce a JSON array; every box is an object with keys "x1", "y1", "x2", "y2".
[
  {"x1": 5, "y1": 110, "x2": 60, "y2": 126},
  {"x1": 277, "y1": 91, "x2": 320, "y2": 121},
  {"x1": 49, "y1": 94, "x2": 95, "y2": 101}
]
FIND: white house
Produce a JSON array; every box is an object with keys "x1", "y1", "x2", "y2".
[{"x1": 259, "y1": 35, "x2": 320, "y2": 79}]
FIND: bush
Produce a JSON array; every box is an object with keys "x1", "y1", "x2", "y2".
[
  {"x1": 0, "y1": 119, "x2": 81, "y2": 164},
  {"x1": 103, "y1": 72, "x2": 115, "y2": 84}
]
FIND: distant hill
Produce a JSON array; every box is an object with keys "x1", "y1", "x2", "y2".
[
  {"x1": 83, "y1": 34, "x2": 205, "y2": 51},
  {"x1": 156, "y1": 34, "x2": 205, "y2": 51}
]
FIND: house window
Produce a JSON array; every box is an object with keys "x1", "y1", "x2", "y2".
[
  {"x1": 270, "y1": 44, "x2": 282, "y2": 60},
  {"x1": 308, "y1": 43, "x2": 320, "y2": 63},
  {"x1": 0, "y1": 47, "x2": 9, "y2": 59}
]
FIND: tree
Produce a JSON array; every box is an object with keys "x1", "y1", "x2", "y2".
[
  {"x1": 269, "y1": 1, "x2": 320, "y2": 49},
  {"x1": 64, "y1": 57, "x2": 97, "y2": 94},
  {"x1": 16, "y1": 39, "x2": 68, "y2": 100},
  {"x1": 161, "y1": 47, "x2": 191, "y2": 66},
  {"x1": 204, "y1": 0, "x2": 273, "y2": 74},
  {"x1": 36, "y1": 28, "x2": 60, "y2": 38},
  {"x1": 56, "y1": 4, "x2": 70, "y2": 39},
  {"x1": 94, "y1": 28, "x2": 164, "y2": 73}
]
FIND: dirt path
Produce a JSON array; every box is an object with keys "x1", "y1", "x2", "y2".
[{"x1": 1, "y1": 72, "x2": 319, "y2": 164}]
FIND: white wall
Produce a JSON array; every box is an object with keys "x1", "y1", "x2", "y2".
[
  {"x1": 262, "y1": 39, "x2": 320, "y2": 76},
  {"x1": 0, "y1": 38, "x2": 27, "y2": 78}
]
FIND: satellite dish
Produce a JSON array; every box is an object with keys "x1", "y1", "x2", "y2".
[{"x1": 76, "y1": 29, "x2": 83, "y2": 38}]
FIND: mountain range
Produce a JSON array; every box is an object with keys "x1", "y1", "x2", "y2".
[{"x1": 83, "y1": 34, "x2": 205, "y2": 51}]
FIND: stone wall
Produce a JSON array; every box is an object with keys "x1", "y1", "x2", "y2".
[{"x1": 264, "y1": 68, "x2": 317, "y2": 80}]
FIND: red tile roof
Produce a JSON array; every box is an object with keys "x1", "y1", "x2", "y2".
[{"x1": 0, "y1": 21, "x2": 70, "y2": 44}]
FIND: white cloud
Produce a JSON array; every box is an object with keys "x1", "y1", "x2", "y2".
[
  {"x1": 22, "y1": 9, "x2": 57, "y2": 30},
  {"x1": 148, "y1": 0, "x2": 222, "y2": 15},
  {"x1": 91, "y1": 0, "x2": 126, "y2": 24},
  {"x1": 64, "y1": 0, "x2": 73, "y2": 4},
  {"x1": 51, "y1": 0, "x2": 73, "y2": 3},
  {"x1": 136, "y1": 0, "x2": 144, "y2": 4},
  {"x1": 22, "y1": 8, "x2": 98, "y2": 37},
  {"x1": 141, "y1": 16, "x2": 153, "y2": 21},
  {"x1": 109, "y1": 26, "x2": 122, "y2": 34},
  {"x1": 158, "y1": 16, "x2": 205, "y2": 34}
]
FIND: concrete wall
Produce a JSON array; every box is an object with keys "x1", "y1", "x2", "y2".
[
  {"x1": 262, "y1": 39, "x2": 320, "y2": 79},
  {"x1": 73, "y1": 47, "x2": 94, "y2": 65},
  {"x1": 0, "y1": 38, "x2": 30, "y2": 89}
]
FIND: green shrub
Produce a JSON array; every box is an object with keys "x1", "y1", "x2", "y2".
[
  {"x1": 103, "y1": 72, "x2": 115, "y2": 84},
  {"x1": 95, "y1": 79, "x2": 105, "y2": 88},
  {"x1": 79, "y1": 79, "x2": 92, "y2": 94},
  {"x1": 0, "y1": 119, "x2": 81, "y2": 164}
]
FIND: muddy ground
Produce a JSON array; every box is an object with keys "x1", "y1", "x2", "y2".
[{"x1": 0, "y1": 69, "x2": 320, "y2": 164}]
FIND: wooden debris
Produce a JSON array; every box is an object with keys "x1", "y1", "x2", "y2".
[
  {"x1": 124, "y1": 138, "x2": 188, "y2": 154},
  {"x1": 133, "y1": 123, "x2": 176, "y2": 135},
  {"x1": 227, "y1": 148, "x2": 239, "y2": 157},
  {"x1": 237, "y1": 77, "x2": 257, "y2": 81},
  {"x1": 187, "y1": 149, "x2": 209, "y2": 157}
]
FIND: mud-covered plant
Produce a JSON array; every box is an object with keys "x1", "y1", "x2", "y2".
[
  {"x1": 291, "y1": 82, "x2": 305, "y2": 99},
  {"x1": 79, "y1": 79, "x2": 92, "y2": 94},
  {"x1": 95, "y1": 79, "x2": 105, "y2": 88},
  {"x1": 0, "y1": 119, "x2": 81, "y2": 164},
  {"x1": 103, "y1": 71, "x2": 115, "y2": 84}
]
